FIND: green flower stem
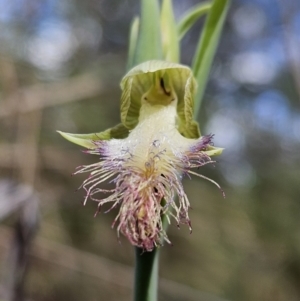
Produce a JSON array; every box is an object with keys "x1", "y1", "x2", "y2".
[
  {"x1": 134, "y1": 247, "x2": 159, "y2": 301},
  {"x1": 133, "y1": 208, "x2": 169, "y2": 301}
]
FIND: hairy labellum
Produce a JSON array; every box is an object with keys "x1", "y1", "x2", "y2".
[{"x1": 75, "y1": 100, "x2": 222, "y2": 251}]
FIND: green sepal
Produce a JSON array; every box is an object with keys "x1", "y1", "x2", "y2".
[
  {"x1": 178, "y1": 120, "x2": 200, "y2": 139},
  {"x1": 204, "y1": 146, "x2": 224, "y2": 156},
  {"x1": 57, "y1": 123, "x2": 129, "y2": 149}
]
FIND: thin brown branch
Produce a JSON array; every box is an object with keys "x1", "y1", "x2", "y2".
[
  {"x1": 0, "y1": 144, "x2": 84, "y2": 172},
  {"x1": 0, "y1": 73, "x2": 104, "y2": 117}
]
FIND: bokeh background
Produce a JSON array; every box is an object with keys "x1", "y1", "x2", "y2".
[{"x1": 0, "y1": 0, "x2": 300, "y2": 300}]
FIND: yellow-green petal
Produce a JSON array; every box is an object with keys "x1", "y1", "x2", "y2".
[{"x1": 57, "y1": 123, "x2": 129, "y2": 149}]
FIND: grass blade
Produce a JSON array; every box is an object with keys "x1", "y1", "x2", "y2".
[
  {"x1": 127, "y1": 17, "x2": 140, "y2": 70},
  {"x1": 177, "y1": 2, "x2": 212, "y2": 40},
  {"x1": 161, "y1": 0, "x2": 179, "y2": 62},
  {"x1": 192, "y1": 0, "x2": 230, "y2": 116},
  {"x1": 134, "y1": 0, "x2": 163, "y2": 65}
]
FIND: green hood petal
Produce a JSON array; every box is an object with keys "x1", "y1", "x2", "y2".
[{"x1": 120, "y1": 60, "x2": 200, "y2": 138}]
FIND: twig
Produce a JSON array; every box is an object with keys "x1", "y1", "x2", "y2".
[{"x1": 0, "y1": 73, "x2": 104, "y2": 117}]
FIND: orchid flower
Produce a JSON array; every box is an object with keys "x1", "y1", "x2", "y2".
[{"x1": 58, "y1": 60, "x2": 223, "y2": 251}]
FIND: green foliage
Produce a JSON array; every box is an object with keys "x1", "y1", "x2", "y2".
[
  {"x1": 177, "y1": 2, "x2": 212, "y2": 40},
  {"x1": 127, "y1": 17, "x2": 140, "y2": 71},
  {"x1": 192, "y1": 0, "x2": 230, "y2": 115},
  {"x1": 161, "y1": 0, "x2": 179, "y2": 63},
  {"x1": 133, "y1": 0, "x2": 163, "y2": 65}
]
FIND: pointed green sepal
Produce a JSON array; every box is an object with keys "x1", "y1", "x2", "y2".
[
  {"x1": 57, "y1": 123, "x2": 129, "y2": 149},
  {"x1": 204, "y1": 146, "x2": 224, "y2": 156}
]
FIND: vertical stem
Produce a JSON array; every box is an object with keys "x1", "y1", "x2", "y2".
[{"x1": 134, "y1": 247, "x2": 159, "y2": 301}]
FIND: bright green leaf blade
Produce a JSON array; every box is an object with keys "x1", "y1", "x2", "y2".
[
  {"x1": 192, "y1": 0, "x2": 230, "y2": 116},
  {"x1": 177, "y1": 1, "x2": 212, "y2": 40},
  {"x1": 57, "y1": 124, "x2": 129, "y2": 149},
  {"x1": 127, "y1": 17, "x2": 140, "y2": 70},
  {"x1": 161, "y1": 0, "x2": 179, "y2": 62},
  {"x1": 134, "y1": 0, "x2": 163, "y2": 65}
]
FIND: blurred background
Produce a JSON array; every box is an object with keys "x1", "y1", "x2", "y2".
[{"x1": 0, "y1": 0, "x2": 299, "y2": 300}]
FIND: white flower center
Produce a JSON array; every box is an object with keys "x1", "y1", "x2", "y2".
[{"x1": 107, "y1": 100, "x2": 195, "y2": 173}]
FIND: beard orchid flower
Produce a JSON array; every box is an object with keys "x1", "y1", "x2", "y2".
[{"x1": 58, "y1": 60, "x2": 223, "y2": 252}]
